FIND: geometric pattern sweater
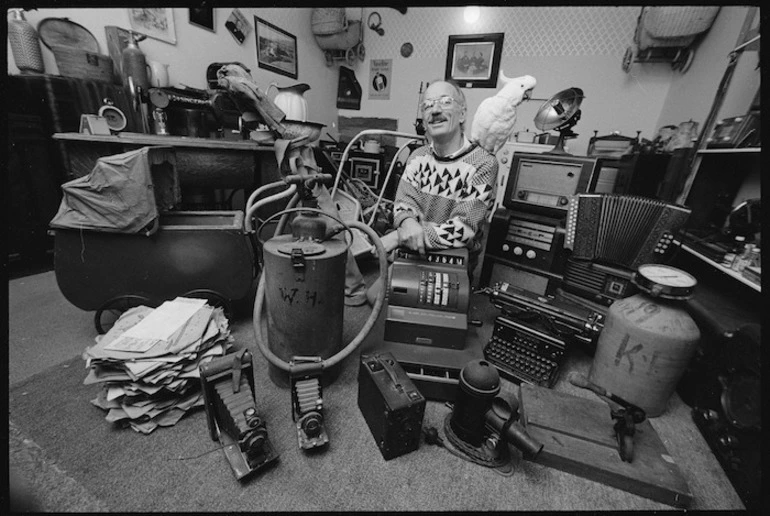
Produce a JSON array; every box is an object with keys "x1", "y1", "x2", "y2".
[{"x1": 393, "y1": 142, "x2": 499, "y2": 257}]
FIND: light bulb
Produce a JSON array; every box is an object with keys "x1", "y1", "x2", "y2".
[{"x1": 464, "y1": 6, "x2": 480, "y2": 24}]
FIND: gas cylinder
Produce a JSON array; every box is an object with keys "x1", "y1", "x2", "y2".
[
  {"x1": 589, "y1": 264, "x2": 701, "y2": 417},
  {"x1": 8, "y1": 8, "x2": 44, "y2": 73},
  {"x1": 121, "y1": 32, "x2": 150, "y2": 91},
  {"x1": 261, "y1": 211, "x2": 348, "y2": 385}
]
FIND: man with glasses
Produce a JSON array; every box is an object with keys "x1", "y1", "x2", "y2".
[{"x1": 367, "y1": 80, "x2": 499, "y2": 303}]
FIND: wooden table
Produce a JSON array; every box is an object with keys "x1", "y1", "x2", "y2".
[{"x1": 52, "y1": 132, "x2": 280, "y2": 208}]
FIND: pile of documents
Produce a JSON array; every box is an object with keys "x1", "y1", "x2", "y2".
[{"x1": 83, "y1": 297, "x2": 234, "y2": 434}]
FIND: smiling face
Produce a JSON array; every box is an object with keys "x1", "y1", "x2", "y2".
[{"x1": 422, "y1": 81, "x2": 466, "y2": 148}]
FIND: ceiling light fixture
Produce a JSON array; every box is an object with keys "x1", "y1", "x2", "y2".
[{"x1": 464, "y1": 6, "x2": 480, "y2": 24}]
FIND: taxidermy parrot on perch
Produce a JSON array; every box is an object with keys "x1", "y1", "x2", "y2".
[{"x1": 470, "y1": 72, "x2": 537, "y2": 155}]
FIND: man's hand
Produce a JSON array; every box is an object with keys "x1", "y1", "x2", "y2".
[
  {"x1": 397, "y1": 218, "x2": 426, "y2": 255},
  {"x1": 379, "y1": 231, "x2": 400, "y2": 254}
]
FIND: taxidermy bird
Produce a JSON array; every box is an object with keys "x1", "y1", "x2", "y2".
[
  {"x1": 470, "y1": 72, "x2": 537, "y2": 154},
  {"x1": 217, "y1": 63, "x2": 287, "y2": 136}
]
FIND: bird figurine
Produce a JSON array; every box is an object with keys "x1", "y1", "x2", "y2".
[{"x1": 470, "y1": 72, "x2": 537, "y2": 155}]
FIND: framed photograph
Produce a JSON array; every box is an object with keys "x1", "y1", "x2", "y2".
[
  {"x1": 127, "y1": 8, "x2": 176, "y2": 44},
  {"x1": 255, "y1": 16, "x2": 298, "y2": 79},
  {"x1": 445, "y1": 32, "x2": 504, "y2": 88},
  {"x1": 225, "y1": 9, "x2": 251, "y2": 45},
  {"x1": 189, "y1": 8, "x2": 215, "y2": 32}
]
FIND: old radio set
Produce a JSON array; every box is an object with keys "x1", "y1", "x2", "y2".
[{"x1": 480, "y1": 151, "x2": 602, "y2": 294}]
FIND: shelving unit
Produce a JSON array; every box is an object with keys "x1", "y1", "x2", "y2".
[{"x1": 679, "y1": 242, "x2": 760, "y2": 292}]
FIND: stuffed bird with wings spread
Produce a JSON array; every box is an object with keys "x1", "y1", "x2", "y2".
[{"x1": 470, "y1": 72, "x2": 537, "y2": 155}]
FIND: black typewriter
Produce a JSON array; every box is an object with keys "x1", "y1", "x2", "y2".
[{"x1": 483, "y1": 315, "x2": 566, "y2": 388}]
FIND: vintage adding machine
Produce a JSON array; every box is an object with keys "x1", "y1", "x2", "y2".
[
  {"x1": 378, "y1": 248, "x2": 481, "y2": 401},
  {"x1": 200, "y1": 349, "x2": 279, "y2": 481},
  {"x1": 385, "y1": 247, "x2": 470, "y2": 349}
]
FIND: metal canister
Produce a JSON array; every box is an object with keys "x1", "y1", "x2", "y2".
[
  {"x1": 589, "y1": 265, "x2": 701, "y2": 417},
  {"x1": 262, "y1": 217, "x2": 348, "y2": 384}
]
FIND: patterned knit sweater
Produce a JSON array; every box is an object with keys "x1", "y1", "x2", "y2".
[{"x1": 393, "y1": 142, "x2": 498, "y2": 257}]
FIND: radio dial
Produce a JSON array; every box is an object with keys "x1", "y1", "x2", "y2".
[
  {"x1": 500, "y1": 157, "x2": 508, "y2": 164},
  {"x1": 513, "y1": 246, "x2": 523, "y2": 256},
  {"x1": 517, "y1": 191, "x2": 526, "y2": 199},
  {"x1": 559, "y1": 197, "x2": 569, "y2": 206},
  {"x1": 526, "y1": 250, "x2": 536, "y2": 259},
  {"x1": 502, "y1": 244, "x2": 510, "y2": 252}
]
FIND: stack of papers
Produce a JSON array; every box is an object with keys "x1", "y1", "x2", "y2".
[{"x1": 82, "y1": 297, "x2": 234, "y2": 434}]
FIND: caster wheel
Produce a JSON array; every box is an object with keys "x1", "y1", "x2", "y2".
[
  {"x1": 94, "y1": 295, "x2": 152, "y2": 335},
  {"x1": 357, "y1": 43, "x2": 366, "y2": 61},
  {"x1": 346, "y1": 47, "x2": 356, "y2": 67},
  {"x1": 183, "y1": 289, "x2": 233, "y2": 320},
  {"x1": 622, "y1": 46, "x2": 633, "y2": 73}
]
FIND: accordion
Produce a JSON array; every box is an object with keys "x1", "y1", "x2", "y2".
[{"x1": 565, "y1": 194, "x2": 691, "y2": 270}]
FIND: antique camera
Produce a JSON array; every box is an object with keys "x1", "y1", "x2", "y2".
[
  {"x1": 290, "y1": 356, "x2": 329, "y2": 450},
  {"x1": 200, "y1": 349, "x2": 279, "y2": 480},
  {"x1": 358, "y1": 352, "x2": 426, "y2": 460}
]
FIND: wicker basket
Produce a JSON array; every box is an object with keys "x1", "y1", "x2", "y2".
[
  {"x1": 311, "y1": 8, "x2": 347, "y2": 36},
  {"x1": 51, "y1": 44, "x2": 114, "y2": 82}
]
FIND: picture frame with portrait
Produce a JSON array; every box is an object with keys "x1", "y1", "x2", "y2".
[
  {"x1": 445, "y1": 32, "x2": 504, "y2": 88},
  {"x1": 189, "y1": 8, "x2": 215, "y2": 32},
  {"x1": 127, "y1": 8, "x2": 176, "y2": 44},
  {"x1": 255, "y1": 17, "x2": 298, "y2": 79}
]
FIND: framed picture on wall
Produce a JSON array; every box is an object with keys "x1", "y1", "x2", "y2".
[
  {"x1": 225, "y1": 9, "x2": 251, "y2": 45},
  {"x1": 255, "y1": 16, "x2": 298, "y2": 79},
  {"x1": 445, "y1": 32, "x2": 504, "y2": 88},
  {"x1": 189, "y1": 8, "x2": 215, "y2": 32},
  {"x1": 127, "y1": 8, "x2": 176, "y2": 44}
]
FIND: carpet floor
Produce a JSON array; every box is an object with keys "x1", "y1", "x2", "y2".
[{"x1": 8, "y1": 261, "x2": 745, "y2": 511}]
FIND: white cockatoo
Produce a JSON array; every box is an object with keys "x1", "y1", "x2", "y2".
[{"x1": 470, "y1": 72, "x2": 537, "y2": 155}]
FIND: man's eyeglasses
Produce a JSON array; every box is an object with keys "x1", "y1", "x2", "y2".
[{"x1": 421, "y1": 95, "x2": 459, "y2": 112}]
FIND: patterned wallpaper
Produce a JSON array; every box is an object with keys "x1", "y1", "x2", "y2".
[{"x1": 364, "y1": 6, "x2": 641, "y2": 59}]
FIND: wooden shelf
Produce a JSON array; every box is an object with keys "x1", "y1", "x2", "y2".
[
  {"x1": 52, "y1": 132, "x2": 274, "y2": 151},
  {"x1": 680, "y1": 242, "x2": 760, "y2": 292},
  {"x1": 696, "y1": 147, "x2": 761, "y2": 154}
]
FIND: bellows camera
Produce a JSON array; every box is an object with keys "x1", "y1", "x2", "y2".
[
  {"x1": 200, "y1": 349, "x2": 279, "y2": 480},
  {"x1": 358, "y1": 352, "x2": 426, "y2": 460}
]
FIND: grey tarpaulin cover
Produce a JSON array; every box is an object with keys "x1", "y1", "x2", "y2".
[{"x1": 50, "y1": 147, "x2": 159, "y2": 234}]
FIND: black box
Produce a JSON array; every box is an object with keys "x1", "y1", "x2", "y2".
[{"x1": 358, "y1": 352, "x2": 426, "y2": 460}]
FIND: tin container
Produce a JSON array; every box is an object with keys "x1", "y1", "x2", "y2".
[{"x1": 589, "y1": 292, "x2": 700, "y2": 417}]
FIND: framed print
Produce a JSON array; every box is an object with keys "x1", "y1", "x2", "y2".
[
  {"x1": 445, "y1": 32, "x2": 504, "y2": 88},
  {"x1": 189, "y1": 8, "x2": 215, "y2": 32},
  {"x1": 255, "y1": 16, "x2": 298, "y2": 79},
  {"x1": 225, "y1": 9, "x2": 251, "y2": 45},
  {"x1": 127, "y1": 8, "x2": 176, "y2": 44}
]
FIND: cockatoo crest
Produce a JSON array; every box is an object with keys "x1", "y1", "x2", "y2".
[{"x1": 470, "y1": 71, "x2": 537, "y2": 155}]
